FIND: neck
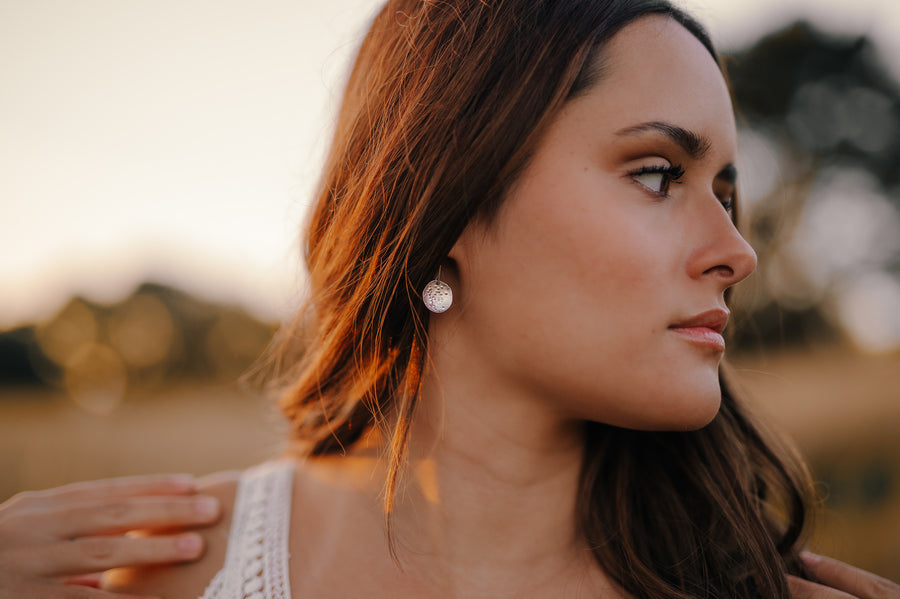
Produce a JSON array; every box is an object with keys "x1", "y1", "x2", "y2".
[
  {"x1": 381, "y1": 332, "x2": 597, "y2": 596},
  {"x1": 299, "y1": 325, "x2": 618, "y2": 597}
]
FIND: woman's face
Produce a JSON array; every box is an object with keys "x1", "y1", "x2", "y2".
[{"x1": 445, "y1": 15, "x2": 757, "y2": 431}]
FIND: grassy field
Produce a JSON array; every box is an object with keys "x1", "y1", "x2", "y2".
[
  {"x1": 729, "y1": 347, "x2": 900, "y2": 579},
  {"x1": 2, "y1": 346, "x2": 898, "y2": 579}
]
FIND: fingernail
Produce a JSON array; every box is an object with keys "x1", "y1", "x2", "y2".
[
  {"x1": 166, "y1": 474, "x2": 194, "y2": 491},
  {"x1": 194, "y1": 496, "x2": 219, "y2": 518},
  {"x1": 176, "y1": 533, "x2": 203, "y2": 556},
  {"x1": 800, "y1": 551, "x2": 820, "y2": 565}
]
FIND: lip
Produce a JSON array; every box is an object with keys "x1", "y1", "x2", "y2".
[{"x1": 668, "y1": 309, "x2": 729, "y2": 351}]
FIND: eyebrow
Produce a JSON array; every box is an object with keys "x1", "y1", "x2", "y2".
[
  {"x1": 616, "y1": 120, "x2": 738, "y2": 185},
  {"x1": 616, "y1": 121, "x2": 711, "y2": 160}
]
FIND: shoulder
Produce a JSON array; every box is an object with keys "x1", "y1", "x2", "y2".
[{"x1": 102, "y1": 469, "x2": 242, "y2": 599}]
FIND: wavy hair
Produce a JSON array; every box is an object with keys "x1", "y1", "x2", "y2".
[{"x1": 263, "y1": 1, "x2": 816, "y2": 596}]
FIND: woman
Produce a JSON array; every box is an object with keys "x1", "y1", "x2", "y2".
[{"x1": 2, "y1": 1, "x2": 898, "y2": 597}]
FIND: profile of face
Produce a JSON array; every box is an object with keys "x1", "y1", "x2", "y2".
[{"x1": 443, "y1": 15, "x2": 757, "y2": 431}]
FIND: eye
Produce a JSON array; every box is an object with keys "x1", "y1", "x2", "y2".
[
  {"x1": 629, "y1": 164, "x2": 685, "y2": 197},
  {"x1": 634, "y1": 171, "x2": 665, "y2": 192},
  {"x1": 714, "y1": 179, "x2": 736, "y2": 216},
  {"x1": 719, "y1": 195, "x2": 735, "y2": 215}
]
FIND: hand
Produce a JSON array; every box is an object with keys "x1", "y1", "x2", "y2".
[
  {"x1": 0, "y1": 474, "x2": 221, "y2": 599},
  {"x1": 789, "y1": 552, "x2": 900, "y2": 598}
]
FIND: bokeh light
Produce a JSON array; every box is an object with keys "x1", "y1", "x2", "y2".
[
  {"x1": 36, "y1": 299, "x2": 99, "y2": 367},
  {"x1": 63, "y1": 342, "x2": 127, "y2": 415},
  {"x1": 108, "y1": 292, "x2": 176, "y2": 370}
]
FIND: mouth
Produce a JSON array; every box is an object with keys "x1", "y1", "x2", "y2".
[{"x1": 668, "y1": 309, "x2": 729, "y2": 351}]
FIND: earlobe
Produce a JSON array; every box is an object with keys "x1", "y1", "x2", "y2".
[{"x1": 437, "y1": 220, "x2": 489, "y2": 314}]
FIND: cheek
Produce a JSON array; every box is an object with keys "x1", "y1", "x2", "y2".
[
  {"x1": 506, "y1": 193, "x2": 719, "y2": 426},
  {"x1": 478, "y1": 179, "x2": 667, "y2": 355},
  {"x1": 509, "y1": 172, "x2": 674, "y2": 327},
  {"x1": 457, "y1": 155, "x2": 719, "y2": 429}
]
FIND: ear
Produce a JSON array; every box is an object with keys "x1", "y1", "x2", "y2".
[{"x1": 444, "y1": 219, "x2": 485, "y2": 291}]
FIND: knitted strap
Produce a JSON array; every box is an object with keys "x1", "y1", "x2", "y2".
[{"x1": 198, "y1": 461, "x2": 294, "y2": 599}]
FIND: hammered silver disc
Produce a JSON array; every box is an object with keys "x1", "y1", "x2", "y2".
[{"x1": 422, "y1": 280, "x2": 452, "y2": 313}]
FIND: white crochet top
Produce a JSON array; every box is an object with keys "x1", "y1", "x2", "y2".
[{"x1": 199, "y1": 461, "x2": 295, "y2": 599}]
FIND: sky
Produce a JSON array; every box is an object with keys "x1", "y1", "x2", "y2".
[{"x1": 2, "y1": 0, "x2": 899, "y2": 328}]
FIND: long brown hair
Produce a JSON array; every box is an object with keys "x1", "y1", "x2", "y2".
[{"x1": 264, "y1": 1, "x2": 816, "y2": 597}]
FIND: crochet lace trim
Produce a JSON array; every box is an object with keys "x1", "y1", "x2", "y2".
[{"x1": 199, "y1": 461, "x2": 294, "y2": 599}]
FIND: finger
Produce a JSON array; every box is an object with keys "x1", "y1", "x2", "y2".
[
  {"x1": 64, "y1": 573, "x2": 102, "y2": 587},
  {"x1": 11, "y1": 474, "x2": 197, "y2": 507},
  {"x1": 26, "y1": 533, "x2": 205, "y2": 577},
  {"x1": 45, "y1": 495, "x2": 220, "y2": 538},
  {"x1": 788, "y1": 575, "x2": 857, "y2": 599},
  {"x1": 803, "y1": 553, "x2": 900, "y2": 598}
]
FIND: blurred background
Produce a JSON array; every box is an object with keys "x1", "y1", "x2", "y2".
[{"x1": 1, "y1": 0, "x2": 898, "y2": 579}]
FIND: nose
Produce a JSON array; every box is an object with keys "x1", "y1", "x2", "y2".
[{"x1": 686, "y1": 206, "x2": 758, "y2": 289}]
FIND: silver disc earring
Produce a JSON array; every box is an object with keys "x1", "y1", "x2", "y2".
[{"x1": 422, "y1": 266, "x2": 453, "y2": 313}]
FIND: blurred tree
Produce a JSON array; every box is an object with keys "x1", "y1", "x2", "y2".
[
  {"x1": 0, "y1": 283, "x2": 276, "y2": 403},
  {"x1": 0, "y1": 326, "x2": 57, "y2": 387},
  {"x1": 725, "y1": 21, "x2": 900, "y2": 352},
  {"x1": 729, "y1": 21, "x2": 899, "y2": 177}
]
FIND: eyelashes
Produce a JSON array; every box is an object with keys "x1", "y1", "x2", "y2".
[
  {"x1": 629, "y1": 164, "x2": 685, "y2": 197},
  {"x1": 629, "y1": 163, "x2": 734, "y2": 215},
  {"x1": 719, "y1": 195, "x2": 735, "y2": 214}
]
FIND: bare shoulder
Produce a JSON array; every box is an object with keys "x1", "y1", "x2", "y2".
[{"x1": 102, "y1": 470, "x2": 241, "y2": 599}]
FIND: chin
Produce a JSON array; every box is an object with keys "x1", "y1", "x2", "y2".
[
  {"x1": 588, "y1": 386, "x2": 722, "y2": 432},
  {"x1": 657, "y1": 359, "x2": 725, "y2": 428},
  {"x1": 626, "y1": 376, "x2": 723, "y2": 432},
  {"x1": 663, "y1": 384, "x2": 723, "y2": 431},
  {"x1": 671, "y1": 403, "x2": 721, "y2": 431},
  {"x1": 560, "y1": 363, "x2": 725, "y2": 431}
]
